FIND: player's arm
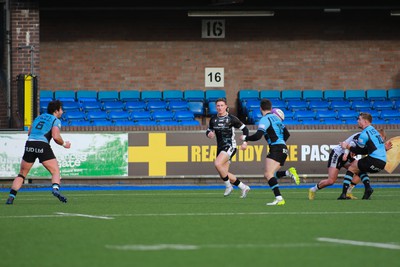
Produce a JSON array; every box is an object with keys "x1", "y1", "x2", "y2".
[
  {"x1": 244, "y1": 129, "x2": 264, "y2": 142},
  {"x1": 283, "y1": 127, "x2": 290, "y2": 141},
  {"x1": 52, "y1": 125, "x2": 71, "y2": 148},
  {"x1": 206, "y1": 119, "x2": 215, "y2": 138}
]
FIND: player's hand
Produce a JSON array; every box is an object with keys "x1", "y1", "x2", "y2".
[
  {"x1": 385, "y1": 141, "x2": 393, "y2": 151},
  {"x1": 63, "y1": 141, "x2": 71, "y2": 149},
  {"x1": 240, "y1": 142, "x2": 248, "y2": 150},
  {"x1": 342, "y1": 153, "x2": 348, "y2": 161},
  {"x1": 207, "y1": 131, "x2": 215, "y2": 139},
  {"x1": 340, "y1": 141, "x2": 349, "y2": 149}
]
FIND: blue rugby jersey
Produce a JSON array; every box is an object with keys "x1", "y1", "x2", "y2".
[{"x1": 28, "y1": 113, "x2": 61, "y2": 143}]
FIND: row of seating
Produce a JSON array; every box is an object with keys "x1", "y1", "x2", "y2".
[
  {"x1": 40, "y1": 89, "x2": 226, "y2": 103},
  {"x1": 61, "y1": 110, "x2": 200, "y2": 127}
]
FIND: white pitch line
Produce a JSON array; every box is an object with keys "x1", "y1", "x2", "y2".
[
  {"x1": 317, "y1": 237, "x2": 400, "y2": 250},
  {"x1": 55, "y1": 212, "x2": 114, "y2": 220}
]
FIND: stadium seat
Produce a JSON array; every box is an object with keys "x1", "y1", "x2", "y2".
[
  {"x1": 293, "y1": 110, "x2": 316, "y2": 121},
  {"x1": 324, "y1": 90, "x2": 345, "y2": 101},
  {"x1": 205, "y1": 89, "x2": 226, "y2": 103},
  {"x1": 87, "y1": 111, "x2": 109, "y2": 122},
  {"x1": 207, "y1": 102, "x2": 217, "y2": 115},
  {"x1": 371, "y1": 100, "x2": 394, "y2": 110},
  {"x1": 54, "y1": 90, "x2": 76, "y2": 102},
  {"x1": 135, "y1": 120, "x2": 158, "y2": 126},
  {"x1": 125, "y1": 101, "x2": 147, "y2": 112},
  {"x1": 152, "y1": 111, "x2": 174, "y2": 122},
  {"x1": 168, "y1": 100, "x2": 189, "y2": 111},
  {"x1": 244, "y1": 100, "x2": 261, "y2": 114},
  {"x1": 345, "y1": 89, "x2": 366, "y2": 101},
  {"x1": 141, "y1": 90, "x2": 162, "y2": 102},
  {"x1": 239, "y1": 89, "x2": 259, "y2": 102},
  {"x1": 260, "y1": 90, "x2": 281, "y2": 101},
  {"x1": 68, "y1": 120, "x2": 92, "y2": 127},
  {"x1": 302, "y1": 119, "x2": 322, "y2": 125},
  {"x1": 158, "y1": 120, "x2": 180, "y2": 126},
  {"x1": 351, "y1": 100, "x2": 371, "y2": 111},
  {"x1": 184, "y1": 90, "x2": 205, "y2": 102},
  {"x1": 372, "y1": 119, "x2": 387, "y2": 124},
  {"x1": 119, "y1": 90, "x2": 141, "y2": 102},
  {"x1": 386, "y1": 119, "x2": 400, "y2": 125},
  {"x1": 321, "y1": 118, "x2": 343, "y2": 125},
  {"x1": 40, "y1": 101, "x2": 50, "y2": 114},
  {"x1": 76, "y1": 90, "x2": 98, "y2": 102},
  {"x1": 98, "y1": 91, "x2": 119, "y2": 102},
  {"x1": 163, "y1": 90, "x2": 183, "y2": 101},
  {"x1": 271, "y1": 100, "x2": 287, "y2": 110},
  {"x1": 108, "y1": 111, "x2": 130, "y2": 122},
  {"x1": 316, "y1": 110, "x2": 337, "y2": 120},
  {"x1": 102, "y1": 101, "x2": 125, "y2": 112},
  {"x1": 308, "y1": 100, "x2": 330, "y2": 111},
  {"x1": 302, "y1": 89, "x2": 323, "y2": 101},
  {"x1": 388, "y1": 88, "x2": 400, "y2": 101},
  {"x1": 281, "y1": 90, "x2": 302, "y2": 101},
  {"x1": 130, "y1": 111, "x2": 152, "y2": 122},
  {"x1": 114, "y1": 120, "x2": 137, "y2": 126},
  {"x1": 180, "y1": 120, "x2": 201, "y2": 126},
  {"x1": 91, "y1": 120, "x2": 114, "y2": 126},
  {"x1": 366, "y1": 89, "x2": 387, "y2": 101},
  {"x1": 147, "y1": 101, "x2": 168, "y2": 111},
  {"x1": 64, "y1": 111, "x2": 87, "y2": 122},
  {"x1": 283, "y1": 119, "x2": 302, "y2": 125},
  {"x1": 248, "y1": 109, "x2": 262, "y2": 124},
  {"x1": 81, "y1": 101, "x2": 102, "y2": 112},
  {"x1": 337, "y1": 110, "x2": 359, "y2": 121},
  {"x1": 380, "y1": 110, "x2": 400, "y2": 120},
  {"x1": 174, "y1": 110, "x2": 195, "y2": 121},
  {"x1": 287, "y1": 100, "x2": 308, "y2": 111},
  {"x1": 330, "y1": 100, "x2": 351, "y2": 111},
  {"x1": 187, "y1": 102, "x2": 204, "y2": 116},
  {"x1": 283, "y1": 110, "x2": 294, "y2": 120},
  {"x1": 62, "y1": 101, "x2": 81, "y2": 112},
  {"x1": 39, "y1": 90, "x2": 53, "y2": 102}
]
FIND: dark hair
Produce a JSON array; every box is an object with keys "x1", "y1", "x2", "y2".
[
  {"x1": 215, "y1": 98, "x2": 227, "y2": 104},
  {"x1": 47, "y1": 100, "x2": 62, "y2": 114},
  {"x1": 260, "y1": 98, "x2": 272, "y2": 111},
  {"x1": 359, "y1": 112, "x2": 372, "y2": 123}
]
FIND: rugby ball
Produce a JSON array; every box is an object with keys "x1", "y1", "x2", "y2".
[{"x1": 272, "y1": 108, "x2": 285, "y2": 121}]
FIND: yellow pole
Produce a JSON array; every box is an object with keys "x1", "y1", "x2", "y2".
[{"x1": 24, "y1": 74, "x2": 33, "y2": 130}]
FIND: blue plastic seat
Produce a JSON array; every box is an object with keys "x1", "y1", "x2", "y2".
[
  {"x1": 293, "y1": 110, "x2": 316, "y2": 121},
  {"x1": 287, "y1": 100, "x2": 308, "y2": 111},
  {"x1": 184, "y1": 90, "x2": 205, "y2": 102},
  {"x1": 125, "y1": 101, "x2": 146, "y2": 112},
  {"x1": 102, "y1": 101, "x2": 125, "y2": 112},
  {"x1": 163, "y1": 90, "x2": 183, "y2": 101},
  {"x1": 81, "y1": 101, "x2": 102, "y2": 112},
  {"x1": 386, "y1": 118, "x2": 400, "y2": 125},
  {"x1": 158, "y1": 120, "x2": 180, "y2": 126},
  {"x1": 135, "y1": 120, "x2": 158, "y2": 126},
  {"x1": 271, "y1": 100, "x2": 287, "y2": 110},
  {"x1": 337, "y1": 110, "x2": 359, "y2": 121},
  {"x1": 114, "y1": 120, "x2": 137, "y2": 126},
  {"x1": 168, "y1": 100, "x2": 188, "y2": 111},
  {"x1": 239, "y1": 89, "x2": 259, "y2": 102},
  {"x1": 68, "y1": 120, "x2": 92, "y2": 127},
  {"x1": 324, "y1": 90, "x2": 345, "y2": 101},
  {"x1": 366, "y1": 89, "x2": 387, "y2": 101},
  {"x1": 152, "y1": 111, "x2": 174, "y2": 122},
  {"x1": 303, "y1": 119, "x2": 322, "y2": 125},
  {"x1": 64, "y1": 111, "x2": 87, "y2": 122},
  {"x1": 98, "y1": 91, "x2": 119, "y2": 102},
  {"x1": 308, "y1": 100, "x2": 330, "y2": 111},
  {"x1": 119, "y1": 90, "x2": 141, "y2": 102},
  {"x1": 40, "y1": 90, "x2": 54, "y2": 102},
  {"x1": 205, "y1": 90, "x2": 226, "y2": 103},
  {"x1": 249, "y1": 109, "x2": 262, "y2": 124},
  {"x1": 141, "y1": 91, "x2": 162, "y2": 102},
  {"x1": 76, "y1": 90, "x2": 98, "y2": 102},
  {"x1": 281, "y1": 90, "x2": 302, "y2": 101},
  {"x1": 130, "y1": 111, "x2": 152, "y2": 121},
  {"x1": 388, "y1": 88, "x2": 400, "y2": 101},
  {"x1": 372, "y1": 100, "x2": 394, "y2": 111},
  {"x1": 207, "y1": 102, "x2": 217, "y2": 116},
  {"x1": 380, "y1": 110, "x2": 400, "y2": 120},
  {"x1": 283, "y1": 119, "x2": 302, "y2": 125},
  {"x1": 260, "y1": 90, "x2": 281, "y2": 101},
  {"x1": 91, "y1": 120, "x2": 114, "y2": 126},
  {"x1": 351, "y1": 100, "x2": 371, "y2": 111},
  {"x1": 283, "y1": 110, "x2": 294, "y2": 120},
  {"x1": 321, "y1": 118, "x2": 343, "y2": 125},
  {"x1": 147, "y1": 101, "x2": 168, "y2": 111},
  {"x1": 302, "y1": 90, "x2": 323, "y2": 101},
  {"x1": 345, "y1": 89, "x2": 366, "y2": 101},
  {"x1": 108, "y1": 111, "x2": 130, "y2": 122},
  {"x1": 62, "y1": 101, "x2": 81, "y2": 112},
  {"x1": 372, "y1": 119, "x2": 387, "y2": 125},
  {"x1": 54, "y1": 90, "x2": 76, "y2": 102},
  {"x1": 330, "y1": 100, "x2": 351, "y2": 111},
  {"x1": 187, "y1": 102, "x2": 204, "y2": 116},
  {"x1": 316, "y1": 110, "x2": 337, "y2": 120},
  {"x1": 244, "y1": 100, "x2": 261, "y2": 113},
  {"x1": 87, "y1": 111, "x2": 109, "y2": 122},
  {"x1": 40, "y1": 101, "x2": 50, "y2": 114},
  {"x1": 174, "y1": 110, "x2": 195, "y2": 121}
]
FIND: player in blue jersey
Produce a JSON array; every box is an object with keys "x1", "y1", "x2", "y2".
[
  {"x1": 241, "y1": 99, "x2": 298, "y2": 206},
  {"x1": 206, "y1": 98, "x2": 251, "y2": 198},
  {"x1": 337, "y1": 112, "x2": 387, "y2": 200},
  {"x1": 5, "y1": 100, "x2": 71, "y2": 204}
]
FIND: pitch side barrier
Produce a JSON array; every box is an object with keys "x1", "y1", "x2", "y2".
[{"x1": 0, "y1": 130, "x2": 399, "y2": 180}]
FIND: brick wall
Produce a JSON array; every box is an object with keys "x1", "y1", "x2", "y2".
[{"x1": 39, "y1": 11, "x2": 400, "y2": 112}]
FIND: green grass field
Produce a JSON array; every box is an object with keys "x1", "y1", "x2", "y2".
[{"x1": 1, "y1": 187, "x2": 399, "y2": 267}]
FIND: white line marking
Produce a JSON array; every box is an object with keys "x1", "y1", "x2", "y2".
[
  {"x1": 317, "y1": 237, "x2": 400, "y2": 250},
  {"x1": 105, "y1": 243, "x2": 323, "y2": 251},
  {"x1": 55, "y1": 212, "x2": 114, "y2": 220}
]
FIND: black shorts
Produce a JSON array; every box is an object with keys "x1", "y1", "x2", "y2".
[
  {"x1": 357, "y1": 156, "x2": 386, "y2": 173},
  {"x1": 217, "y1": 145, "x2": 237, "y2": 160},
  {"x1": 267, "y1": 144, "x2": 288, "y2": 166},
  {"x1": 22, "y1": 141, "x2": 56, "y2": 163}
]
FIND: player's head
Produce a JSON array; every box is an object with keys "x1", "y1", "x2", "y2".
[
  {"x1": 260, "y1": 99, "x2": 272, "y2": 112},
  {"x1": 47, "y1": 100, "x2": 63, "y2": 115},
  {"x1": 357, "y1": 112, "x2": 372, "y2": 128},
  {"x1": 215, "y1": 98, "x2": 228, "y2": 115}
]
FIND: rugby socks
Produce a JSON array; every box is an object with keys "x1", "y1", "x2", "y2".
[
  {"x1": 341, "y1": 171, "x2": 354, "y2": 195},
  {"x1": 233, "y1": 179, "x2": 246, "y2": 190},
  {"x1": 52, "y1": 183, "x2": 60, "y2": 191},
  {"x1": 222, "y1": 175, "x2": 231, "y2": 187},
  {"x1": 268, "y1": 177, "x2": 281, "y2": 197},
  {"x1": 8, "y1": 189, "x2": 18, "y2": 199},
  {"x1": 275, "y1": 171, "x2": 286, "y2": 179},
  {"x1": 360, "y1": 173, "x2": 371, "y2": 190},
  {"x1": 310, "y1": 184, "x2": 321, "y2": 192}
]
